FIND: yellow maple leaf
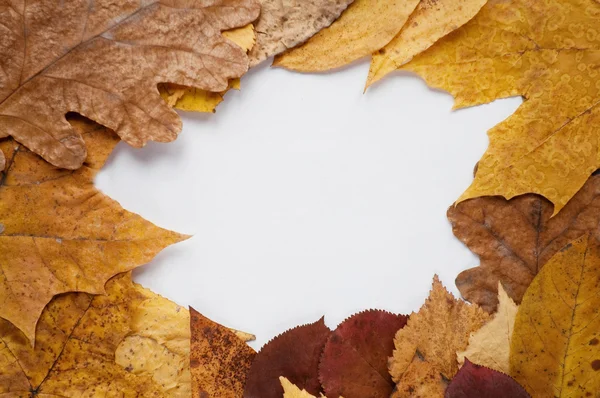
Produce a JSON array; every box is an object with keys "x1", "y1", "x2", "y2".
[
  {"x1": 0, "y1": 116, "x2": 187, "y2": 344},
  {"x1": 0, "y1": 272, "x2": 190, "y2": 396},
  {"x1": 398, "y1": 0, "x2": 600, "y2": 214},
  {"x1": 367, "y1": 0, "x2": 487, "y2": 87},
  {"x1": 280, "y1": 376, "x2": 330, "y2": 398},
  {"x1": 457, "y1": 283, "x2": 518, "y2": 374},
  {"x1": 389, "y1": 276, "x2": 490, "y2": 397},
  {"x1": 510, "y1": 233, "x2": 600, "y2": 397},
  {"x1": 273, "y1": 0, "x2": 421, "y2": 72},
  {"x1": 159, "y1": 24, "x2": 256, "y2": 113}
]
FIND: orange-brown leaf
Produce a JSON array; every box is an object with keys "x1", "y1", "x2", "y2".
[
  {"x1": 0, "y1": 116, "x2": 187, "y2": 344},
  {"x1": 0, "y1": 0, "x2": 260, "y2": 169}
]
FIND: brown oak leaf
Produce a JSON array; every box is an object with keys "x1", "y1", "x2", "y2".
[
  {"x1": 0, "y1": 0, "x2": 260, "y2": 169},
  {"x1": 0, "y1": 116, "x2": 187, "y2": 344},
  {"x1": 389, "y1": 276, "x2": 489, "y2": 397},
  {"x1": 0, "y1": 272, "x2": 191, "y2": 396},
  {"x1": 190, "y1": 307, "x2": 256, "y2": 398},
  {"x1": 449, "y1": 172, "x2": 600, "y2": 313},
  {"x1": 249, "y1": 0, "x2": 354, "y2": 66},
  {"x1": 243, "y1": 317, "x2": 331, "y2": 398},
  {"x1": 319, "y1": 310, "x2": 408, "y2": 398}
]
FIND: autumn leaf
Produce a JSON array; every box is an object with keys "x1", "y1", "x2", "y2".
[
  {"x1": 0, "y1": 116, "x2": 187, "y2": 344},
  {"x1": 273, "y1": 0, "x2": 421, "y2": 72},
  {"x1": 389, "y1": 276, "x2": 489, "y2": 397},
  {"x1": 445, "y1": 359, "x2": 530, "y2": 398},
  {"x1": 243, "y1": 318, "x2": 331, "y2": 398},
  {"x1": 366, "y1": 0, "x2": 487, "y2": 87},
  {"x1": 510, "y1": 233, "x2": 600, "y2": 397},
  {"x1": 190, "y1": 307, "x2": 256, "y2": 398},
  {"x1": 449, "y1": 172, "x2": 600, "y2": 312},
  {"x1": 0, "y1": 272, "x2": 191, "y2": 396},
  {"x1": 319, "y1": 310, "x2": 407, "y2": 398},
  {"x1": 248, "y1": 0, "x2": 354, "y2": 66},
  {"x1": 280, "y1": 377, "x2": 329, "y2": 398},
  {"x1": 457, "y1": 284, "x2": 517, "y2": 374},
  {"x1": 0, "y1": 0, "x2": 260, "y2": 169},
  {"x1": 159, "y1": 24, "x2": 257, "y2": 114},
  {"x1": 399, "y1": 0, "x2": 600, "y2": 214}
]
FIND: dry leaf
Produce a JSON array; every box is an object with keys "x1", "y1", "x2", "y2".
[
  {"x1": 457, "y1": 284, "x2": 517, "y2": 374},
  {"x1": 445, "y1": 359, "x2": 530, "y2": 398},
  {"x1": 0, "y1": 272, "x2": 191, "y2": 396},
  {"x1": 389, "y1": 276, "x2": 489, "y2": 397},
  {"x1": 159, "y1": 24, "x2": 257, "y2": 113},
  {"x1": 243, "y1": 318, "x2": 331, "y2": 398},
  {"x1": 510, "y1": 233, "x2": 600, "y2": 397},
  {"x1": 400, "y1": 0, "x2": 600, "y2": 214},
  {"x1": 319, "y1": 310, "x2": 407, "y2": 398},
  {"x1": 273, "y1": 0, "x2": 421, "y2": 72},
  {"x1": 0, "y1": 0, "x2": 260, "y2": 169},
  {"x1": 249, "y1": 0, "x2": 354, "y2": 66},
  {"x1": 190, "y1": 307, "x2": 256, "y2": 398},
  {"x1": 0, "y1": 116, "x2": 187, "y2": 344},
  {"x1": 367, "y1": 0, "x2": 487, "y2": 87},
  {"x1": 449, "y1": 172, "x2": 600, "y2": 312},
  {"x1": 280, "y1": 376, "x2": 329, "y2": 398}
]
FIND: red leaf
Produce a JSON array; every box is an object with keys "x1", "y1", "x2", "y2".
[
  {"x1": 319, "y1": 310, "x2": 408, "y2": 398},
  {"x1": 445, "y1": 359, "x2": 530, "y2": 398},
  {"x1": 243, "y1": 317, "x2": 331, "y2": 398}
]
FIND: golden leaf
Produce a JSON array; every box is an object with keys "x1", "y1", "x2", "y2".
[
  {"x1": 248, "y1": 0, "x2": 353, "y2": 66},
  {"x1": 389, "y1": 276, "x2": 489, "y2": 397},
  {"x1": 0, "y1": 0, "x2": 260, "y2": 169},
  {"x1": 510, "y1": 233, "x2": 600, "y2": 397},
  {"x1": 190, "y1": 307, "x2": 256, "y2": 398},
  {"x1": 0, "y1": 272, "x2": 190, "y2": 396},
  {"x1": 273, "y1": 0, "x2": 421, "y2": 72},
  {"x1": 366, "y1": 0, "x2": 487, "y2": 87},
  {"x1": 457, "y1": 283, "x2": 518, "y2": 374},
  {"x1": 0, "y1": 116, "x2": 187, "y2": 344},
  {"x1": 280, "y1": 377, "x2": 330, "y2": 398},
  {"x1": 399, "y1": 0, "x2": 600, "y2": 214}
]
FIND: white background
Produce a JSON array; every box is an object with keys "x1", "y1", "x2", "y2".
[{"x1": 96, "y1": 60, "x2": 522, "y2": 349}]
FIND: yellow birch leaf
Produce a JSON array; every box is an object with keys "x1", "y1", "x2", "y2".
[
  {"x1": 389, "y1": 276, "x2": 490, "y2": 397},
  {"x1": 399, "y1": 0, "x2": 600, "y2": 214},
  {"x1": 280, "y1": 376, "x2": 330, "y2": 398},
  {"x1": 159, "y1": 24, "x2": 256, "y2": 113},
  {"x1": 510, "y1": 233, "x2": 600, "y2": 397},
  {"x1": 457, "y1": 283, "x2": 518, "y2": 374},
  {"x1": 366, "y1": 0, "x2": 488, "y2": 87},
  {"x1": 273, "y1": 0, "x2": 421, "y2": 72},
  {"x1": 0, "y1": 272, "x2": 191, "y2": 396},
  {"x1": 0, "y1": 116, "x2": 187, "y2": 345}
]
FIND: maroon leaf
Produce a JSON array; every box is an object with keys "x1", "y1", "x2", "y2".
[
  {"x1": 243, "y1": 317, "x2": 331, "y2": 398},
  {"x1": 445, "y1": 359, "x2": 530, "y2": 398},
  {"x1": 319, "y1": 310, "x2": 408, "y2": 398}
]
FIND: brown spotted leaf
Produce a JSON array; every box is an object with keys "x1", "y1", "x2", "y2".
[
  {"x1": 190, "y1": 307, "x2": 256, "y2": 398},
  {"x1": 0, "y1": 116, "x2": 187, "y2": 344},
  {"x1": 449, "y1": 172, "x2": 600, "y2": 312},
  {"x1": 389, "y1": 276, "x2": 490, "y2": 397},
  {"x1": 319, "y1": 310, "x2": 407, "y2": 398},
  {"x1": 0, "y1": 272, "x2": 191, "y2": 396},
  {"x1": 249, "y1": 0, "x2": 354, "y2": 66},
  {"x1": 243, "y1": 317, "x2": 331, "y2": 398},
  {"x1": 0, "y1": 0, "x2": 260, "y2": 169},
  {"x1": 510, "y1": 233, "x2": 600, "y2": 397}
]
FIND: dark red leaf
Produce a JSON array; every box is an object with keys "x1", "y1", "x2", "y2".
[
  {"x1": 445, "y1": 359, "x2": 530, "y2": 398},
  {"x1": 319, "y1": 310, "x2": 408, "y2": 398},
  {"x1": 243, "y1": 317, "x2": 331, "y2": 398}
]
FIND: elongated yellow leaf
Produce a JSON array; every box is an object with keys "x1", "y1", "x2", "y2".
[
  {"x1": 510, "y1": 233, "x2": 600, "y2": 397},
  {"x1": 273, "y1": 0, "x2": 420, "y2": 72}
]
